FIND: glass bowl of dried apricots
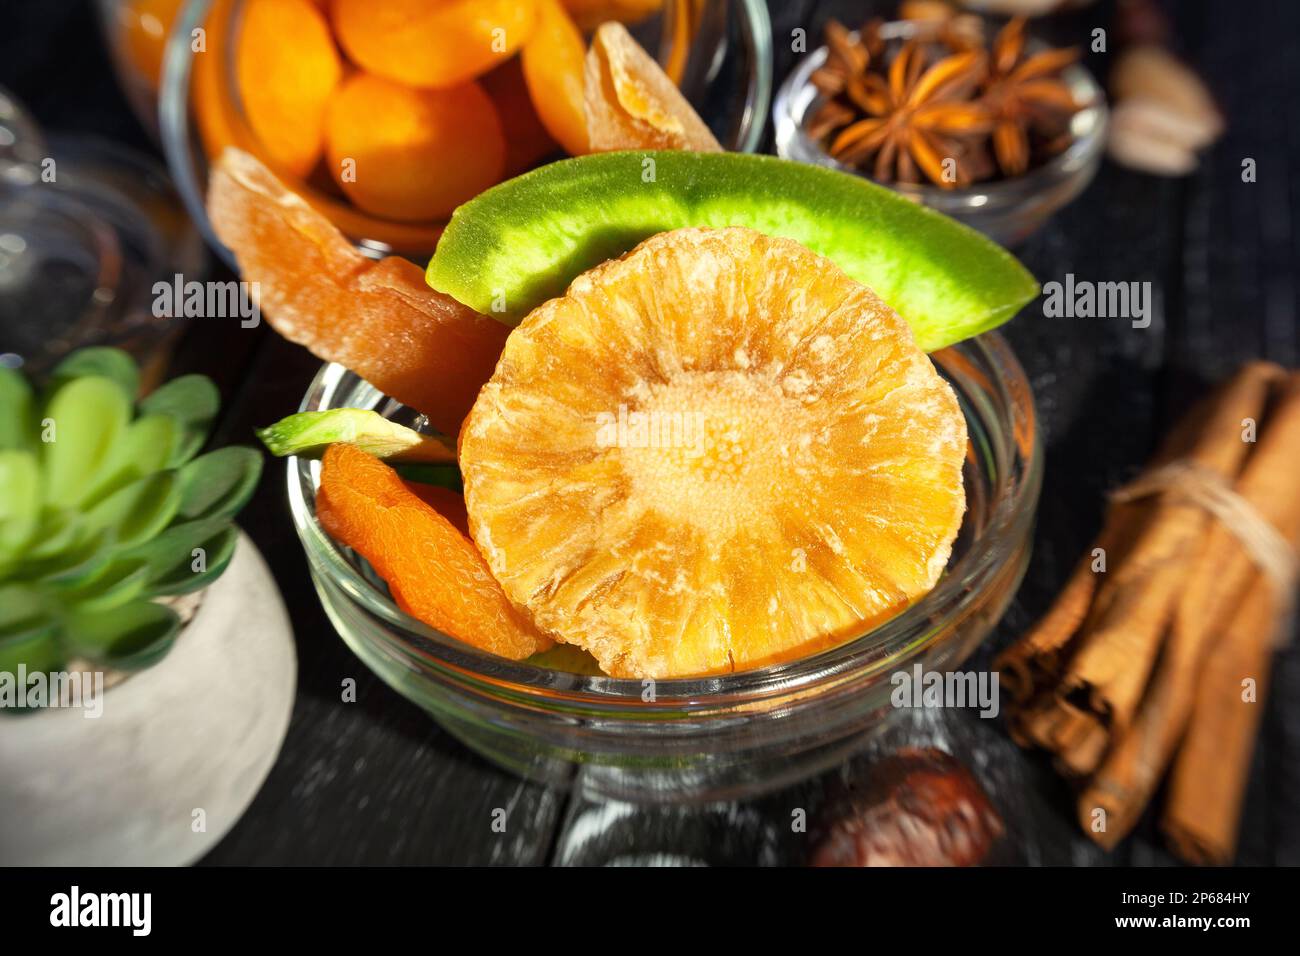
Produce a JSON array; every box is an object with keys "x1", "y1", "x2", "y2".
[{"x1": 98, "y1": 0, "x2": 774, "y2": 260}]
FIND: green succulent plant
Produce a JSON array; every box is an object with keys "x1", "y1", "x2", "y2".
[{"x1": 0, "y1": 347, "x2": 262, "y2": 693}]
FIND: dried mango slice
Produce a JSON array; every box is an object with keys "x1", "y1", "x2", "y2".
[
  {"x1": 207, "y1": 148, "x2": 509, "y2": 436},
  {"x1": 319, "y1": 444, "x2": 549, "y2": 659},
  {"x1": 583, "y1": 21, "x2": 721, "y2": 152},
  {"x1": 460, "y1": 227, "x2": 968, "y2": 678},
  {"x1": 521, "y1": 0, "x2": 590, "y2": 156},
  {"x1": 331, "y1": 0, "x2": 537, "y2": 89},
  {"x1": 324, "y1": 73, "x2": 506, "y2": 221},
  {"x1": 235, "y1": 0, "x2": 342, "y2": 177}
]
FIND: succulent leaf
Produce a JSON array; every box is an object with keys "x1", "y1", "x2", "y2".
[
  {"x1": 40, "y1": 376, "x2": 132, "y2": 508},
  {"x1": 138, "y1": 374, "x2": 221, "y2": 466},
  {"x1": 0, "y1": 450, "x2": 40, "y2": 561},
  {"x1": 84, "y1": 471, "x2": 182, "y2": 550},
  {"x1": 125, "y1": 517, "x2": 239, "y2": 596},
  {"x1": 0, "y1": 368, "x2": 37, "y2": 452},
  {"x1": 46, "y1": 347, "x2": 139, "y2": 403},
  {"x1": 62, "y1": 600, "x2": 181, "y2": 671},
  {"x1": 0, "y1": 625, "x2": 65, "y2": 691},
  {"x1": 12, "y1": 523, "x2": 111, "y2": 586},
  {"x1": 82, "y1": 414, "x2": 179, "y2": 507},
  {"x1": 0, "y1": 582, "x2": 48, "y2": 634},
  {"x1": 58, "y1": 558, "x2": 151, "y2": 613},
  {"x1": 175, "y1": 447, "x2": 263, "y2": 523}
]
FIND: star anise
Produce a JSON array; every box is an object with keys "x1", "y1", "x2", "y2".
[
  {"x1": 807, "y1": 16, "x2": 1085, "y2": 188},
  {"x1": 980, "y1": 16, "x2": 1084, "y2": 176},
  {"x1": 824, "y1": 37, "x2": 992, "y2": 188}
]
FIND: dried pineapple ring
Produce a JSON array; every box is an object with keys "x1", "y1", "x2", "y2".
[{"x1": 460, "y1": 227, "x2": 968, "y2": 678}]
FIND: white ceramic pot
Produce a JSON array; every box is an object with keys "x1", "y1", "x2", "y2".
[{"x1": 0, "y1": 532, "x2": 295, "y2": 865}]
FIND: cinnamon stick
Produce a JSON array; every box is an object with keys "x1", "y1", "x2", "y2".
[
  {"x1": 1058, "y1": 361, "x2": 1280, "y2": 740},
  {"x1": 1160, "y1": 373, "x2": 1300, "y2": 864},
  {"x1": 1079, "y1": 372, "x2": 1300, "y2": 848}
]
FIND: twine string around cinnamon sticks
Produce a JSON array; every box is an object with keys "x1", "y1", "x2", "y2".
[{"x1": 1110, "y1": 459, "x2": 1299, "y2": 646}]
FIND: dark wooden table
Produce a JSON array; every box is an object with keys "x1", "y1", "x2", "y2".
[{"x1": 4, "y1": 0, "x2": 1297, "y2": 865}]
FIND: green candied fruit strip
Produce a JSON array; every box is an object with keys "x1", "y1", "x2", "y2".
[
  {"x1": 426, "y1": 151, "x2": 1040, "y2": 352},
  {"x1": 256, "y1": 409, "x2": 456, "y2": 463}
]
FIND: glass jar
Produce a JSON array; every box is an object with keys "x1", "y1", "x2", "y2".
[
  {"x1": 286, "y1": 332, "x2": 1042, "y2": 803},
  {"x1": 773, "y1": 20, "x2": 1108, "y2": 247},
  {"x1": 96, "y1": 0, "x2": 774, "y2": 265}
]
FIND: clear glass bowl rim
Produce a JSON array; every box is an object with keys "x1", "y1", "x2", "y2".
[
  {"x1": 287, "y1": 331, "x2": 1042, "y2": 710},
  {"x1": 772, "y1": 19, "x2": 1110, "y2": 213}
]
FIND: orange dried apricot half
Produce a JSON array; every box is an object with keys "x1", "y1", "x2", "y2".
[
  {"x1": 207, "y1": 148, "x2": 509, "y2": 437},
  {"x1": 330, "y1": 0, "x2": 537, "y2": 89},
  {"x1": 481, "y1": 59, "x2": 559, "y2": 174},
  {"x1": 460, "y1": 227, "x2": 968, "y2": 678},
  {"x1": 119, "y1": 0, "x2": 181, "y2": 92},
  {"x1": 521, "y1": 0, "x2": 589, "y2": 156},
  {"x1": 583, "y1": 21, "x2": 721, "y2": 152},
  {"x1": 319, "y1": 444, "x2": 550, "y2": 659},
  {"x1": 235, "y1": 0, "x2": 342, "y2": 177},
  {"x1": 324, "y1": 73, "x2": 506, "y2": 221}
]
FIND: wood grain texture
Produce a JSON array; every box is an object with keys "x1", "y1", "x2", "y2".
[{"x1": 2, "y1": 0, "x2": 1294, "y2": 866}]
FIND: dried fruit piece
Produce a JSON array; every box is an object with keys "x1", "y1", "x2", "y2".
[
  {"x1": 583, "y1": 21, "x2": 721, "y2": 152},
  {"x1": 118, "y1": 0, "x2": 182, "y2": 91},
  {"x1": 331, "y1": 0, "x2": 537, "y2": 89},
  {"x1": 235, "y1": 0, "x2": 342, "y2": 177},
  {"x1": 403, "y1": 481, "x2": 470, "y2": 537},
  {"x1": 324, "y1": 73, "x2": 506, "y2": 221},
  {"x1": 318, "y1": 444, "x2": 549, "y2": 659},
  {"x1": 256, "y1": 409, "x2": 456, "y2": 463},
  {"x1": 208, "y1": 148, "x2": 509, "y2": 436},
  {"x1": 562, "y1": 0, "x2": 663, "y2": 32},
  {"x1": 481, "y1": 59, "x2": 560, "y2": 174},
  {"x1": 460, "y1": 227, "x2": 967, "y2": 678},
  {"x1": 426, "y1": 151, "x2": 1039, "y2": 350},
  {"x1": 192, "y1": 0, "x2": 252, "y2": 159},
  {"x1": 522, "y1": 0, "x2": 589, "y2": 155}
]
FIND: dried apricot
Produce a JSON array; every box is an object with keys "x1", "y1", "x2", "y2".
[
  {"x1": 192, "y1": 0, "x2": 251, "y2": 160},
  {"x1": 460, "y1": 227, "x2": 967, "y2": 678},
  {"x1": 331, "y1": 0, "x2": 537, "y2": 89},
  {"x1": 319, "y1": 444, "x2": 549, "y2": 659},
  {"x1": 118, "y1": 0, "x2": 181, "y2": 91},
  {"x1": 583, "y1": 21, "x2": 721, "y2": 152},
  {"x1": 521, "y1": 0, "x2": 589, "y2": 156},
  {"x1": 403, "y1": 481, "x2": 470, "y2": 538},
  {"x1": 207, "y1": 148, "x2": 509, "y2": 436},
  {"x1": 481, "y1": 60, "x2": 559, "y2": 174},
  {"x1": 235, "y1": 0, "x2": 342, "y2": 177},
  {"x1": 324, "y1": 73, "x2": 506, "y2": 221}
]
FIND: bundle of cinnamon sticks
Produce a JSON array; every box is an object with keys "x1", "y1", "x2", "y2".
[{"x1": 996, "y1": 362, "x2": 1300, "y2": 864}]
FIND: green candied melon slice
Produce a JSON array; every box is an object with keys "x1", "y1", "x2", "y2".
[
  {"x1": 256, "y1": 409, "x2": 456, "y2": 462},
  {"x1": 426, "y1": 151, "x2": 1040, "y2": 352}
]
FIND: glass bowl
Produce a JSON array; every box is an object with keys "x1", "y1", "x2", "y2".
[
  {"x1": 773, "y1": 20, "x2": 1108, "y2": 247},
  {"x1": 286, "y1": 332, "x2": 1042, "y2": 803},
  {"x1": 96, "y1": 0, "x2": 773, "y2": 265}
]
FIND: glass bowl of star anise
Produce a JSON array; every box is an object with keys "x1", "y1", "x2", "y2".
[{"x1": 774, "y1": 15, "x2": 1108, "y2": 246}]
